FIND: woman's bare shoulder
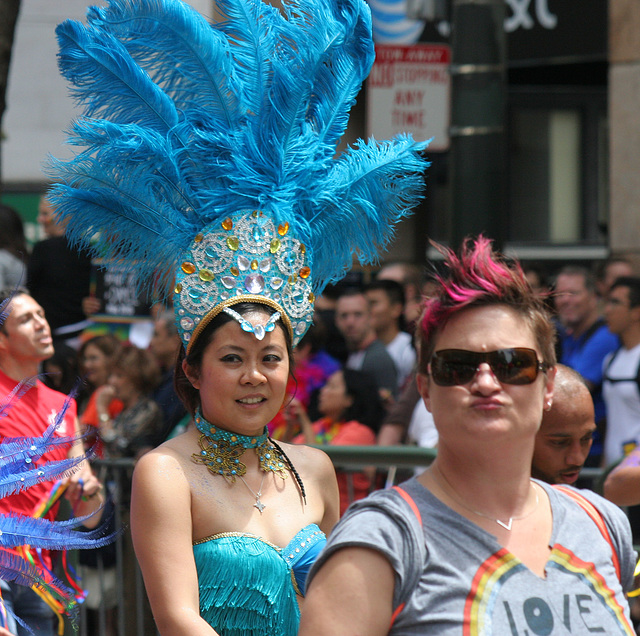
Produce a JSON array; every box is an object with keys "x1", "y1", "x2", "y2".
[
  {"x1": 133, "y1": 432, "x2": 195, "y2": 487},
  {"x1": 276, "y1": 441, "x2": 335, "y2": 478}
]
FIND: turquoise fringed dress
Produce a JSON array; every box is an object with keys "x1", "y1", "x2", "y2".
[{"x1": 193, "y1": 523, "x2": 325, "y2": 635}]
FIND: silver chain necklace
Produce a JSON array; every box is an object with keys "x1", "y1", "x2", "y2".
[
  {"x1": 433, "y1": 464, "x2": 539, "y2": 531},
  {"x1": 238, "y1": 473, "x2": 267, "y2": 514}
]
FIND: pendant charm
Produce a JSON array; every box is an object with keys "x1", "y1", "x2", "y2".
[
  {"x1": 239, "y1": 474, "x2": 267, "y2": 514},
  {"x1": 496, "y1": 518, "x2": 513, "y2": 531}
]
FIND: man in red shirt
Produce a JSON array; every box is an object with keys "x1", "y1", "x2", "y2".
[{"x1": 0, "y1": 288, "x2": 103, "y2": 635}]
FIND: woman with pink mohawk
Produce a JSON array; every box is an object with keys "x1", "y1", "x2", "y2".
[{"x1": 300, "y1": 237, "x2": 636, "y2": 635}]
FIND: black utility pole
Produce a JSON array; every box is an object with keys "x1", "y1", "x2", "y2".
[{"x1": 449, "y1": 0, "x2": 507, "y2": 248}]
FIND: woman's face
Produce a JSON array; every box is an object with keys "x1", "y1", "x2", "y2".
[
  {"x1": 108, "y1": 367, "x2": 140, "y2": 407},
  {"x1": 319, "y1": 371, "x2": 353, "y2": 420},
  {"x1": 82, "y1": 343, "x2": 110, "y2": 387},
  {"x1": 417, "y1": 305, "x2": 554, "y2": 449},
  {"x1": 184, "y1": 311, "x2": 289, "y2": 436}
]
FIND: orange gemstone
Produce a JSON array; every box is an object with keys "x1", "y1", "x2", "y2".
[
  {"x1": 222, "y1": 218, "x2": 233, "y2": 231},
  {"x1": 194, "y1": 233, "x2": 204, "y2": 243},
  {"x1": 181, "y1": 262, "x2": 196, "y2": 274},
  {"x1": 300, "y1": 243, "x2": 306, "y2": 253},
  {"x1": 251, "y1": 260, "x2": 258, "y2": 270},
  {"x1": 230, "y1": 267, "x2": 239, "y2": 276},
  {"x1": 299, "y1": 266, "x2": 311, "y2": 279},
  {"x1": 278, "y1": 222, "x2": 289, "y2": 236}
]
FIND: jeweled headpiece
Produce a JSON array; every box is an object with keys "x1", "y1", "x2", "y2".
[
  {"x1": 47, "y1": 0, "x2": 429, "y2": 350},
  {"x1": 174, "y1": 211, "x2": 313, "y2": 348}
]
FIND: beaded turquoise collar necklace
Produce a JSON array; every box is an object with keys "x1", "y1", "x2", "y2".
[{"x1": 191, "y1": 409, "x2": 288, "y2": 482}]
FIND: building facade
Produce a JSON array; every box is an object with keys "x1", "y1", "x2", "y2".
[{"x1": 2, "y1": 0, "x2": 639, "y2": 276}]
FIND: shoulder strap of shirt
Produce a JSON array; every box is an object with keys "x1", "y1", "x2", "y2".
[
  {"x1": 603, "y1": 346, "x2": 640, "y2": 395},
  {"x1": 604, "y1": 346, "x2": 622, "y2": 378},
  {"x1": 388, "y1": 485, "x2": 423, "y2": 629},
  {"x1": 553, "y1": 484, "x2": 621, "y2": 582},
  {"x1": 580, "y1": 317, "x2": 606, "y2": 347}
]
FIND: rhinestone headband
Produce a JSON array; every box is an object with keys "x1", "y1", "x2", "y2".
[
  {"x1": 222, "y1": 307, "x2": 281, "y2": 340},
  {"x1": 174, "y1": 210, "x2": 315, "y2": 351}
]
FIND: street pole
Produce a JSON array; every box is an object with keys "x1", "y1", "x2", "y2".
[{"x1": 449, "y1": 0, "x2": 506, "y2": 249}]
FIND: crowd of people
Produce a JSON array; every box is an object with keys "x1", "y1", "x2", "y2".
[
  {"x1": 4, "y1": 182, "x2": 640, "y2": 634},
  {"x1": 4, "y1": 203, "x2": 640, "y2": 633}
]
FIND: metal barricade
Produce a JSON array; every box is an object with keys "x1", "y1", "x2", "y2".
[
  {"x1": 65, "y1": 448, "x2": 602, "y2": 635},
  {"x1": 72, "y1": 458, "x2": 155, "y2": 636}
]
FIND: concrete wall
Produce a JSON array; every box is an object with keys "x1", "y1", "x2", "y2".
[
  {"x1": 3, "y1": 0, "x2": 211, "y2": 186},
  {"x1": 609, "y1": 0, "x2": 640, "y2": 254}
]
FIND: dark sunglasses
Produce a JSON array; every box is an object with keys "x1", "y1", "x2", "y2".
[{"x1": 429, "y1": 348, "x2": 548, "y2": 387}]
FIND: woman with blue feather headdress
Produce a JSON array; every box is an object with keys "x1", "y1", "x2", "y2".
[{"x1": 47, "y1": 0, "x2": 429, "y2": 632}]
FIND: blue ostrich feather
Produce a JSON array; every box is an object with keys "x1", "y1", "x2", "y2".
[
  {"x1": 0, "y1": 548, "x2": 81, "y2": 629},
  {"x1": 0, "y1": 549, "x2": 81, "y2": 628},
  {"x1": 56, "y1": 19, "x2": 179, "y2": 133},
  {"x1": 0, "y1": 377, "x2": 34, "y2": 419},
  {"x1": 0, "y1": 513, "x2": 115, "y2": 551},
  {"x1": 47, "y1": 0, "x2": 429, "y2": 304},
  {"x1": 86, "y1": 0, "x2": 244, "y2": 130},
  {"x1": 0, "y1": 388, "x2": 92, "y2": 499}
]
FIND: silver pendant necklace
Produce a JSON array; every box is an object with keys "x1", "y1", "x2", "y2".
[
  {"x1": 433, "y1": 464, "x2": 539, "y2": 531},
  {"x1": 239, "y1": 473, "x2": 267, "y2": 514}
]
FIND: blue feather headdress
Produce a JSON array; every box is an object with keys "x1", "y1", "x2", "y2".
[{"x1": 47, "y1": 0, "x2": 429, "y2": 348}]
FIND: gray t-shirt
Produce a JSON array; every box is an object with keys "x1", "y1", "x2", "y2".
[
  {"x1": 308, "y1": 478, "x2": 636, "y2": 635},
  {"x1": 0, "y1": 249, "x2": 24, "y2": 290},
  {"x1": 346, "y1": 338, "x2": 398, "y2": 397}
]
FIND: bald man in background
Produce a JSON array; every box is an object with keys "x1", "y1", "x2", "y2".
[{"x1": 532, "y1": 364, "x2": 596, "y2": 486}]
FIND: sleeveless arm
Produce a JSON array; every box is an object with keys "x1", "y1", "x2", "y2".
[{"x1": 130, "y1": 450, "x2": 221, "y2": 635}]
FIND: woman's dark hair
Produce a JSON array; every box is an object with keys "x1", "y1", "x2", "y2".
[
  {"x1": 0, "y1": 204, "x2": 27, "y2": 261},
  {"x1": 174, "y1": 302, "x2": 294, "y2": 415},
  {"x1": 295, "y1": 313, "x2": 328, "y2": 355},
  {"x1": 112, "y1": 345, "x2": 161, "y2": 395},
  {"x1": 79, "y1": 334, "x2": 122, "y2": 363},
  {"x1": 42, "y1": 342, "x2": 79, "y2": 394},
  {"x1": 341, "y1": 369, "x2": 384, "y2": 433}
]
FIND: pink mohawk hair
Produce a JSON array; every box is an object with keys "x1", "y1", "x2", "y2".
[{"x1": 418, "y1": 236, "x2": 553, "y2": 371}]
